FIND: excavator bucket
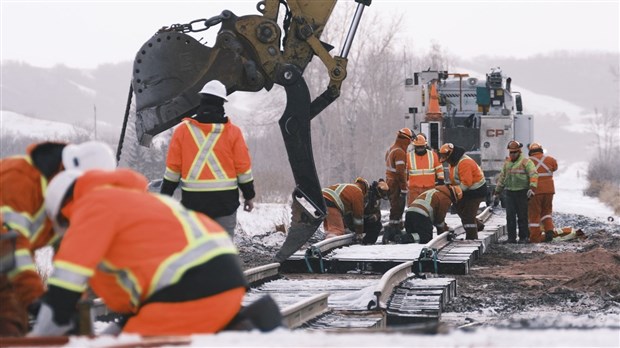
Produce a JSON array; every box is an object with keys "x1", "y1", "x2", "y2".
[{"x1": 131, "y1": 12, "x2": 264, "y2": 146}]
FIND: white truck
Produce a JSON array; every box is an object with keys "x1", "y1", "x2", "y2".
[{"x1": 404, "y1": 67, "x2": 534, "y2": 202}]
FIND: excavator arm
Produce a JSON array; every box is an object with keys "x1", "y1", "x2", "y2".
[{"x1": 126, "y1": 0, "x2": 370, "y2": 262}]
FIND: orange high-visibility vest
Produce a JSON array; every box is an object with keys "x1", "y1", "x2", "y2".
[
  {"x1": 449, "y1": 155, "x2": 486, "y2": 191},
  {"x1": 48, "y1": 169, "x2": 242, "y2": 315},
  {"x1": 530, "y1": 153, "x2": 558, "y2": 194},
  {"x1": 164, "y1": 118, "x2": 253, "y2": 192},
  {"x1": 407, "y1": 150, "x2": 444, "y2": 189}
]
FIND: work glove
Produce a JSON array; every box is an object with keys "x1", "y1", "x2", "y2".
[
  {"x1": 436, "y1": 179, "x2": 445, "y2": 186},
  {"x1": 492, "y1": 194, "x2": 500, "y2": 207},
  {"x1": 28, "y1": 302, "x2": 74, "y2": 337},
  {"x1": 353, "y1": 233, "x2": 364, "y2": 244},
  {"x1": 244, "y1": 199, "x2": 254, "y2": 212},
  {"x1": 526, "y1": 189, "x2": 535, "y2": 199}
]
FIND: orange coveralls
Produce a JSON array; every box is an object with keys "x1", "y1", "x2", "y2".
[
  {"x1": 406, "y1": 149, "x2": 444, "y2": 206},
  {"x1": 46, "y1": 169, "x2": 247, "y2": 335},
  {"x1": 448, "y1": 155, "x2": 487, "y2": 240},
  {"x1": 0, "y1": 151, "x2": 58, "y2": 336},
  {"x1": 528, "y1": 152, "x2": 558, "y2": 243},
  {"x1": 385, "y1": 137, "x2": 410, "y2": 229},
  {"x1": 322, "y1": 183, "x2": 366, "y2": 239}
]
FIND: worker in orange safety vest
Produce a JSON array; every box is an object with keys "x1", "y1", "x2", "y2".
[
  {"x1": 0, "y1": 141, "x2": 116, "y2": 337},
  {"x1": 161, "y1": 80, "x2": 255, "y2": 238},
  {"x1": 29, "y1": 168, "x2": 249, "y2": 336},
  {"x1": 322, "y1": 177, "x2": 369, "y2": 242},
  {"x1": 438, "y1": 143, "x2": 488, "y2": 240},
  {"x1": 385, "y1": 128, "x2": 413, "y2": 234},
  {"x1": 386, "y1": 185, "x2": 462, "y2": 244},
  {"x1": 406, "y1": 134, "x2": 444, "y2": 206},
  {"x1": 527, "y1": 142, "x2": 559, "y2": 243}
]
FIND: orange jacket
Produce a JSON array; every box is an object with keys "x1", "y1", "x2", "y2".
[
  {"x1": 529, "y1": 153, "x2": 558, "y2": 194},
  {"x1": 448, "y1": 155, "x2": 486, "y2": 192},
  {"x1": 48, "y1": 169, "x2": 244, "y2": 315},
  {"x1": 407, "y1": 150, "x2": 444, "y2": 189},
  {"x1": 164, "y1": 118, "x2": 253, "y2": 192},
  {"x1": 0, "y1": 152, "x2": 57, "y2": 307},
  {"x1": 322, "y1": 183, "x2": 366, "y2": 233},
  {"x1": 407, "y1": 186, "x2": 453, "y2": 225},
  {"x1": 385, "y1": 137, "x2": 410, "y2": 192}
]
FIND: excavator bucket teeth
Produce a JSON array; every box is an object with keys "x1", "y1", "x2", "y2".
[{"x1": 274, "y1": 189, "x2": 326, "y2": 263}]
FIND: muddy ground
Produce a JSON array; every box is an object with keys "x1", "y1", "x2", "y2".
[
  {"x1": 443, "y1": 212, "x2": 620, "y2": 330},
  {"x1": 237, "y1": 212, "x2": 620, "y2": 331}
]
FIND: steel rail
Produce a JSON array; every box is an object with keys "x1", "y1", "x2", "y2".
[
  {"x1": 366, "y1": 261, "x2": 413, "y2": 310},
  {"x1": 244, "y1": 262, "x2": 280, "y2": 285},
  {"x1": 281, "y1": 293, "x2": 330, "y2": 329}
]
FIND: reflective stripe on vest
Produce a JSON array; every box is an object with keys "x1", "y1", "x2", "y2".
[
  {"x1": 407, "y1": 189, "x2": 436, "y2": 223},
  {"x1": 7, "y1": 248, "x2": 36, "y2": 279},
  {"x1": 531, "y1": 155, "x2": 553, "y2": 177},
  {"x1": 163, "y1": 167, "x2": 181, "y2": 182},
  {"x1": 454, "y1": 155, "x2": 485, "y2": 191},
  {"x1": 1, "y1": 203, "x2": 47, "y2": 241},
  {"x1": 385, "y1": 148, "x2": 405, "y2": 172},
  {"x1": 180, "y1": 122, "x2": 239, "y2": 192},
  {"x1": 48, "y1": 260, "x2": 94, "y2": 293},
  {"x1": 408, "y1": 150, "x2": 436, "y2": 176},
  {"x1": 322, "y1": 184, "x2": 351, "y2": 213},
  {"x1": 98, "y1": 260, "x2": 142, "y2": 309}
]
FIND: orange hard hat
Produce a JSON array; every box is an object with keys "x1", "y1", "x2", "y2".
[
  {"x1": 398, "y1": 128, "x2": 414, "y2": 141},
  {"x1": 355, "y1": 177, "x2": 370, "y2": 193},
  {"x1": 438, "y1": 143, "x2": 454, "y2": 162},
  {"x1": 528, "y1": 142, "x2": 543, "y2": 151},
  {"x1": 413, "y1": 134, "x2": 428, "y2": 146},
  {"x1": 507, "y1": 140, "x2": 523, "y2": 152}
]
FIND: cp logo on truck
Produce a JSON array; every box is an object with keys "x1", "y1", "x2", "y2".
[{"x1": 486, "y1": 129, "x2": 505, "y2": 137}]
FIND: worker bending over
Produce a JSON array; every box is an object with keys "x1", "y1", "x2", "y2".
[
  {"x1": 385, "y1": 185, "x2": 462, "y2": 244},
  {"x1": 322, "y1": 177, "x2": 369, "y2": 242},
  {"x1": 361, "y1": 179, "x2": 389, "y2": 245},
  {"x1": 438, "y1": 143, "x2": 488, "y2": 240},
  {"x1": 29, "y1": 168, "x2": 248, "y2": 336},
  {"x1": 0, "y1": 141, "x2": 115, "y2": 337}
]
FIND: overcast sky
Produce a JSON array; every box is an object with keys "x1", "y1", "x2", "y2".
[{"x1": 1, "y1": 0, "x2": 618, "y2": 69}]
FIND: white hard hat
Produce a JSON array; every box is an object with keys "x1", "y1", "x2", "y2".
[
  {"x1": 198, "y1": 80, "x2": 228, "y2": 101},
  {"x1": 45, "y1": 170, "x2": 83, "y2": 231},
  {"x1": 62, "y1": 141, "x2": 116, "y2": 171}
]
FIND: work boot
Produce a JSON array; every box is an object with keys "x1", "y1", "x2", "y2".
[
  {"x1": 476, "y1": 219, "x2": 485, "y2": 231},
  {"x1": 382, "y1": 226, "x2": 394, "y2": 244},
  {"x1": 465, "y1": 230, "x2": 478, "y2": 240},
  {"x1": 518, "y1": 238, "x2": 529, "y2": 244},
  {"x1": 544, "y1": 230, "x2": 554, "y2": 242}
]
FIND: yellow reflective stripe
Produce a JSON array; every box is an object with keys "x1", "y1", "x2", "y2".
[
  {"x1": 454, "y1": 156, "x2": 485, "y2": 191},
  {"x1": 48, "y1": 260, "x2": 94, "y2": 292},
  {"x1": 148, "y1": 234, "x2": 236, "y2": 297},
  {"x1": 411, "y1": 189, "x2": 435, "y2": 222},
  {"x1": 1, "y1": 208, "x2": 32, "y2": 238},
  {"x1": 154, "y1": 195, "x2": 207, "y2": 242},
  {"x1": 322, "y1": 188, "x2": 344, "y2": 212},
  {"x1": 98, "y1": 260, "x2": 142, "y2": 308},
  {"x1": 164, "y1": 167, "x2": 181, "y2": 182},
  {"x1": 29, "y1": 205, "x2": 47, "y2": 244},
  {"x1": 187, "y1": 123, "x2": 225, "y2": 181},
  {"x1": 409, "y1": 169, "x2": 437, "y2": 175},
  {"x1": 7, "y1": 249, "x2": 36, "y2": 279},
  {"x1": 237, "y1": 170, "x2": 253, "y2": 184},
  {"x1": 180, "y1": 179, "x2": 238, "y2": 192}
]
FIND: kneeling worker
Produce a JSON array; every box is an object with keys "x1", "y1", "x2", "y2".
[
  {"x1": 29, "y1": 168, "x2": 248, "y2": 336},
  {"x1": 387, "y1": 185, "x2": 462, "y2": 244}
]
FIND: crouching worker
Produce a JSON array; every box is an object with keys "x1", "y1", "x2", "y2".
[
  {"x1": 322, "y1": 177, "x2": 369, "y2": 243},
  {"x1": 361, "y1": 179, "x2": 389, "y2": 245},
  {"x1": 29, "y1": 168, "x2": 251, "y2": 336},
  {"x1": 387, "y1": 185, "x2": 462, "y2": 244}
]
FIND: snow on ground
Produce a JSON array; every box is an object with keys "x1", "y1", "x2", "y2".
[
  {"x1": 553, "y1": 160, "x2": 619, "y2": 223},
  {"x1": 0, "y1": 110, "x2": 87, "y2": 139}
]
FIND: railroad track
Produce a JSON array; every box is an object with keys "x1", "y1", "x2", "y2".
[{"x1": 90, "y1": 207, "x2": 506, "y2": 331}]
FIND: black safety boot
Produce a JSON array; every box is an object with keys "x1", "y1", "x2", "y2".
[{"x1": 544, "y1": 230, "x2": 554, "y2": 242}]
